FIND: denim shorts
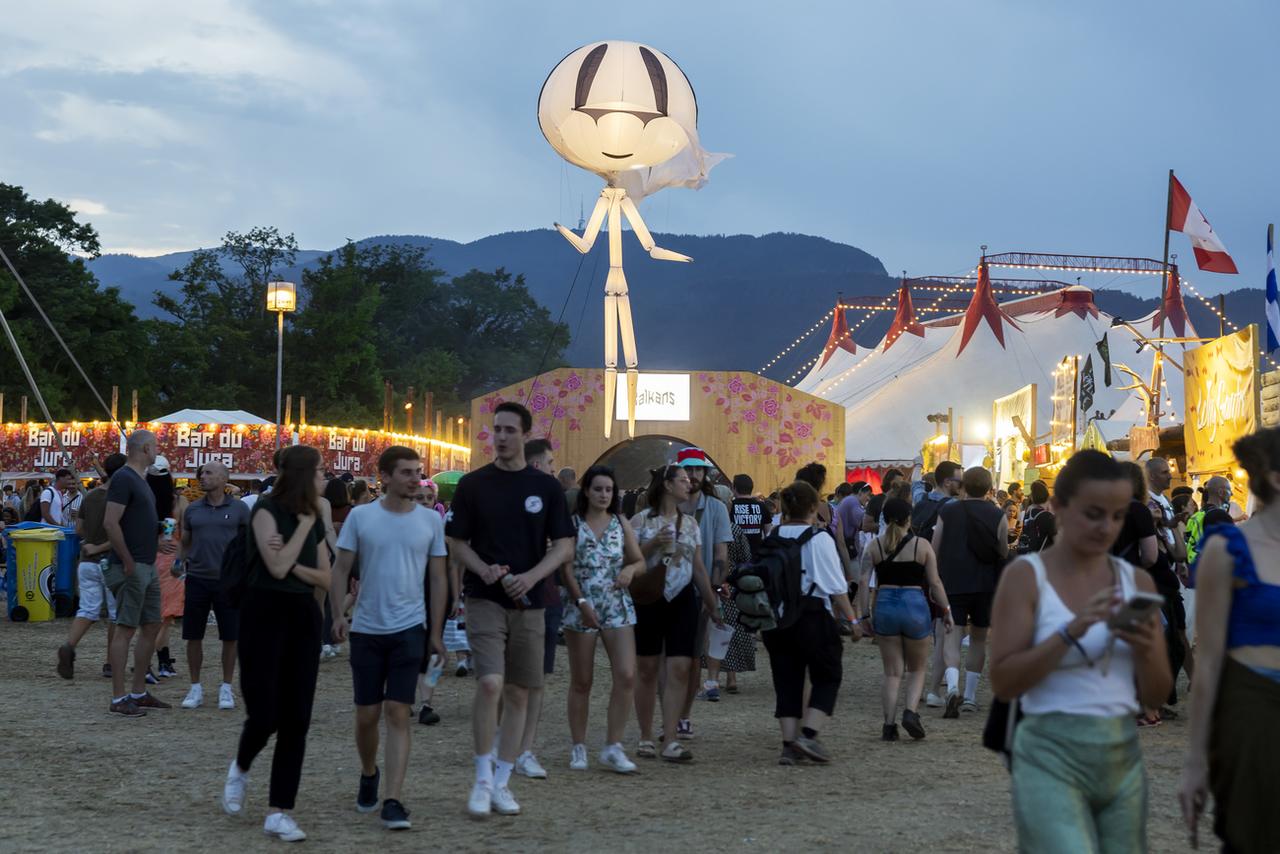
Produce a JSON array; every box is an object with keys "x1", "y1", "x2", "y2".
[{"x1": 873, "y1": 587, "x2": 932, "y2": 640}]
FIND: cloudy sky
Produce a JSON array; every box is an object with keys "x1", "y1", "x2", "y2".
[{"x1": 2, "y1": 1, "x2": 1276, "y2": 296}]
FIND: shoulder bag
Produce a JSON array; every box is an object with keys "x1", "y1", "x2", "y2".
[{"x1": 628, "y1": 509, "x2": 682, "y2": 606}]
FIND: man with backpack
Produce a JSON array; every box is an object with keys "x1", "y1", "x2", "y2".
[
  {"x1": 178, "y1": 461, "x2": 249, "y2": 710},
  {"x1": 37, "y1": 469, "x2": 76, "y2": 525},
  {"x1": 910, "y1": 461, "x2": 962, "y2": 541},
  {"x1": 745, "y1": 480, "x2": 857, "y2": 764}
]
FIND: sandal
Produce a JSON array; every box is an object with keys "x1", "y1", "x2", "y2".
[
  {"x1": 1136, "y1": 714, "x2": 1162, "y2": 728},
  {"x1": 661, "y1": 742, "x2": 694, "y2": 763},
  {"x1": 636, "y1": 740, "x2": 656, "y2": 758}
]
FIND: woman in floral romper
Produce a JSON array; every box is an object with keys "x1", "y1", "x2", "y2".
[{"x1": 560, "y1": 465, "x2": 647, "y2": 773}]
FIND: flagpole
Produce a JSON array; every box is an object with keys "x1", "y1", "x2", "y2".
[
  {"x1": 1160, "y1": 168, "x2": 1174, "y2": 339},
  {"x1": 1148, "y1": 168, "x2": 1175, "y2": 428}
]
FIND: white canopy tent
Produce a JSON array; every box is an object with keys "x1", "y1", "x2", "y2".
[
  {"x1": 797, "y1": 267, "x2": 1197, "y2": 464},
  {"x1": 147, "y1": 409, "x2": 272, "y2": 425}
]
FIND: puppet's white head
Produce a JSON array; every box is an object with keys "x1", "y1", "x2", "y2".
[{"x1": 539, "y1": 41, "x2": 697, "y2": 180}]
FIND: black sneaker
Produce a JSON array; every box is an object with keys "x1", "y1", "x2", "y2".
[
  {"x1": 943, "y1": 691, "x2": 961, "y2": 719},
  {"x1": 418, "y1": 704, "x2": 440, "y2": 726},
  {"x1": 381, "y1": 798, "x2": 411, "y2": 830},
  {"x1": 356, "y1": 767, "x2": 380, "y2": 813},
  {"x1": 57, "y1": 643, "x2": 76, "y2": 679},
  {"x1": 902, "y1": 709, "x2": 926, "y2": 740},
  {"x1": 101, "y1": 663, "x2": 112, "y2": 678},
  {"x1": 881, "y1": 723, "x2": 900, "y2": 741}
]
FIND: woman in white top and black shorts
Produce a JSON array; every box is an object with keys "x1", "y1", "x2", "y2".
[
  {"x1": 990, "y1": 450, "x2": 1172, "y2": 852},
  {"x1": 764, "y1": 480, "x2": 857, "y2": 766},
  {"x1": 630, "y1": 465, "x2": 721, "y2": 763}
]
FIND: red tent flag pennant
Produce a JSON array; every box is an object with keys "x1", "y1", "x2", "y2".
[
  {"x1": 1169, "y1": 175, "x2": 1238, "y2": 274},
  {"x1": 818, "y1": 303, "x2": 857, "y2": 367}
]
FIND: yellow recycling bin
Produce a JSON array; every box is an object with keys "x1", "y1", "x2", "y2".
[{"x1": 9, "y1": 528, "x2": 64, "y2": 622}]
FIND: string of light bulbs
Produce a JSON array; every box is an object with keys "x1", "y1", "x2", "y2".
[
  {"x1": 813, "y1": 269, "x2": 978, "y2": 399},
  {"x1": 762, "y1": 287, "x2": 901, "y2": 377},
  {"x1": 1179, "y1": 276, "x2": 1280, "y2": 372}
]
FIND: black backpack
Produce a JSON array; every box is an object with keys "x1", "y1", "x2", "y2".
[
  {"x1": 910, "y1": 495, "x2": 946, "y2": 541},
  {"x1": 1015, "y1": 507, "x2": 1054, "y2": 555},
  {"x1": 23, "y1": 495, "x2": 43, "y2": 522},
  {"x1": 727, "y1": 526, "x2": 818, "y2": 633},
  {"x1": 218, "y1": 521, "x2": 253, "y2": 606}
]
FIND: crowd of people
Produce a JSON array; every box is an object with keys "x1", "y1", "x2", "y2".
[{"x1": 12, "y1": 412, "x2": 1279, "y2": 851}]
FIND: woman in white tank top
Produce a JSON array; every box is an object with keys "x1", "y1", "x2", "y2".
[{"x1": 989, "y1": 451, "x2": 1172, "y2": 853}]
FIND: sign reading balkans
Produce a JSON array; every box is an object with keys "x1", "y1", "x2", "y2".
[{"x1": 1183, "y1": 325, "x2": 1259, "y2": 476}]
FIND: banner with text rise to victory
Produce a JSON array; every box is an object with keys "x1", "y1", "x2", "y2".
[{"x1": 1183, "y1": 325, "x2": 1260, "y2": 476}]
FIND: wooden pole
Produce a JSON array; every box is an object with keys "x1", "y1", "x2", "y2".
[
  {"x1": 300, "y1": 396, "x2": 306, "y2": 427},
  {"x1": 111, "y1": 386, "x2": 118, "y2": 421},
  {"x1": 21, "y1": 395, "x2": 28, "y2": 423},
  {"x1": 406, "y1": 385, "x2": 415, "y2": 435},
  {"x1": 435, "y1": 409, "x2": 443, "y2": 442},
  {"x1": 445, "y1": 415, "x2": 454, "y2": 447},
  {"x1": 0, "y1": 393, "x2": 4, "y2": 423},
  {"x1": 1160, "y1": 169, "x2": 1174, "y2": 342},
  {"x1": 284, "y1": 394, "x2": 292, "y2": 430},
  {"x1": 1218, "y1": 294, "x2": 1227, "y2": 338},
  {"x1": 131, "y1": 389, "x2": 138, "y2": 423}
]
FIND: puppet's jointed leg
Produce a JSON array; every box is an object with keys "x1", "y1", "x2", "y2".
[
  {"x1": 603, "y1": 284, "x2": 619, "y2": 441},
  {"x1": 616, "y1": 291, "x2": 639, "y2": 439}
]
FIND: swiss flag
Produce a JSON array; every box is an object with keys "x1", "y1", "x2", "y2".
[{"x1": 1169, "y1": 175, "x2": 1238, "y2": 274}]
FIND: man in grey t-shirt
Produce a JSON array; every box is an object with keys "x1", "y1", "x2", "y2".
[
  {"x1": 178, "y1": 461, "x2": 249, "y2": 711},
  {"x1": 676, "y1": 449, "x2": 732, "y2": 735},
  {"x1": 331, "y1": 446, "x2": 448, "y2": 830}
]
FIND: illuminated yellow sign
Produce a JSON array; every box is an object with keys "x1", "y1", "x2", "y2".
[{"x1": 1183, "y1": 325, "x2": 1259, "y2": 476}]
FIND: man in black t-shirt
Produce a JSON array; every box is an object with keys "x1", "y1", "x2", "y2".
[
  {"x1": 729, "y1": 474, "x2": 772, "y2": 555},
  {"x1": 102, "y1": 429, "x2": 175, "y2": 717},
  {"x1": 446, "y1": 402, "x2": 573, "y2": 819}
]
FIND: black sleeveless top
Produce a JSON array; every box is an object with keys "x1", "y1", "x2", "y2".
[{"x1": 874, "y1": 534, "x2": 927, "y2": 588}]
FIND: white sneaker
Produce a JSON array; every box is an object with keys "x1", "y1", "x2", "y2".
[
  {"x1": 221, "y1": 760, "x2": 247, "y2": 815},
  {"x1": 321, "y1": 644, "x2": 333, "y2": 658},
  {"x1": 925, "y1": 692, "x2": 944, "y2": 708},
  {"x1": 263, "y1": 811, "x2": 306, "y2": 842},
  {"x1": 599, "y1": 743, "x2": 636, "y2": 774},
  {"x1": 182, "y1": 684, "x2": 203, "y2": 709},
  {"x1": 569, "y1": 743, "x2": 588, "y2": 771},
  {"x1": 491, "y1": 785, "x2": 520, "y2": 816},
  {"x1": 515, "y1": 750, "x2": 547, "y2": 779},
  {"x1": 467, "y1": 782, "x2": 492, "y2": 817},
  {"x1": 331, "y1": 644, "x2": 343, "y2": 656},
  {"x1": 218, "y1": 683, "x2": 235, "y2": 710}
]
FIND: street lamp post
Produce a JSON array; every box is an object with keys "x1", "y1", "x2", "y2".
[{"x1": 267, "y1": 281, "x2": 297, "y2": 450}]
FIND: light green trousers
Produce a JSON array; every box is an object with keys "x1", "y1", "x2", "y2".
[{"x1": 1011, "y1": 712, "x2": 1147, "y2": 854}]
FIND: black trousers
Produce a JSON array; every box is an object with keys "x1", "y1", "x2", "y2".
[
  {"x1": 1158, "y1": 583, "x2": 1186, "y2": 704},
  {"x1": 236, "y1": 588, "x2": 322, "y2": 810},
  {"x1": 762, "y1": 600, "x2": 843, "y2": 720}
]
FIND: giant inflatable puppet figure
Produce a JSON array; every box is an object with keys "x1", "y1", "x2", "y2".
[{"x1": 539, "y1": 41, "x2": 724, "y2": 438}]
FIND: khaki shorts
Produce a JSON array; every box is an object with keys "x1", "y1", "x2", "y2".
[
  {"x1": 466, "y1": 597, "x2": 545, "y2": 689},
  {"x1": 103, "y1": 562, "x2": 161, "y2": 628}
]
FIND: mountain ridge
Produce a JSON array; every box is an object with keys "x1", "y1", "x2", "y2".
[{"x1": 85, "y1": 231, "x2": 1270, "y2": 387}]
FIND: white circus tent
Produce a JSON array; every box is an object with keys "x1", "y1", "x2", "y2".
[{"x1": 796, "y1": 263, "x2": 1197, "y2": 465}]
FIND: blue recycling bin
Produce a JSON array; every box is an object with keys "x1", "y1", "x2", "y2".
[{"x1": 4, "y1": 521, "x2": 79, "y2": 619}]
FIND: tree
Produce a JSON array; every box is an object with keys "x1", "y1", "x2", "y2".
[
  {"x1": 0, "y1": 183, "x2": 155, "y2": 419},
  {"x1": 290, "y1": 242, "x2": 383, "y2": 425},
  {"x1": 435, "y1": 267, "x2": 570, "y2": 404},
  {"x1": 153, "y1": 227, "x2": 299, "y2": 417}
]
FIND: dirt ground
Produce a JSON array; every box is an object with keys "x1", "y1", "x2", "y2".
[{"x1": 3, "y1": 618, "x2": 1197, "y2": 853}]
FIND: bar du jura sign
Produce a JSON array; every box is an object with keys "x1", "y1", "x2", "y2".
[{"x1": 615, "y1": 373, "x2": 690, "y2": 422}]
